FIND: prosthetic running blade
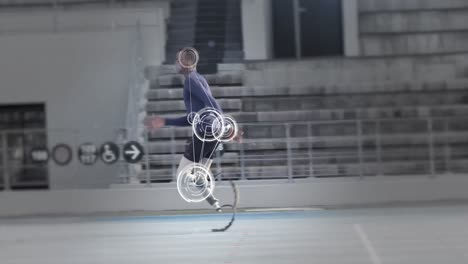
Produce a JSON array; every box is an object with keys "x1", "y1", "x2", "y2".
[{"x1": 212, "y1": 181, "x2": 239, "y2": 232}]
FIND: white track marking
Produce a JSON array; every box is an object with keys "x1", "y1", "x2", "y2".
[{"x1": 354, "y1": 224, "x2": 383, "y2": 264}]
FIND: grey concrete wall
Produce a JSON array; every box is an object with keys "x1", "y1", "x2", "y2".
[
  {"x1": 360, "y1": 10, "x2": 468, "y2": 34},
  {"x1": 361, "y1": 32, "x2": 468, "y2": 56},
  {"x1": 2, "y1": 175, "x2": 468, "y2": 216},
  {"x1": 343, "y1": 0, "x2": 360, "y2": 57},
  {"x1": 359, "y1": 0, "x2": 468, "y2": 12},
  {"x1": 0, "y1": 5, "x2": 168, "y2": 189},
  {"x1": 0, "y1": 31, "x2": 132, "y2": 189},
  {"x1": 241, "y1": 0, "x2": 273, "y2": 60},
  {"x1": 0, "y1": 3, "x2": 169, "y2": 66}
]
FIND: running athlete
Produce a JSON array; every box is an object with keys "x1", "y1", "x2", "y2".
[{"x1": 145, "y1": 47, "x2": 240, "y2": 211}]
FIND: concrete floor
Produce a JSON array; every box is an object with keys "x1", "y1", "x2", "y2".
[{"x1": 2, "y1": 204, "x2": 468, "y2": 264}]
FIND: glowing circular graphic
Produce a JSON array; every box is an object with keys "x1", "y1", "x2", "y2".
[
  {"x1": 177, "y1": 47, "x2": 199, "y2": 69},
  {"x1": 220, "y1": 115, "x2": 238, "y2": 142},
  {"x1": 187, "y1": 112, "x2": 197, "y2": 125},
  {"x1": 192, "y1": 108, "x2": 225, "y2": 142},
  {"x1": 177, "y1": 163, "x2": 215, "y2": 203}
]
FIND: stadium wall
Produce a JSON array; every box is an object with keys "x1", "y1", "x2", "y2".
[
  {"x1": 0, "y1": 3, "x2": 169, "y2": 189},
  {"x1": 2, "y1": 175, "x2": 468, "y2": 216}
]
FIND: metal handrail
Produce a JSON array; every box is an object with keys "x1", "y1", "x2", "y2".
[
  {"x1": 220, "y1": 116, "x2": 468, "y2": 126},
  {"x1": 141, "y1": 116, "x2": 468, "y2": 183},
  {"x1": 1, "y1": 116, "x2": 467, "y2": 189}
]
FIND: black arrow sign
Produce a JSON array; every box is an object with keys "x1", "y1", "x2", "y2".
[{"x1": 123, "y1": 141, "x2": 144, "y2": 164}]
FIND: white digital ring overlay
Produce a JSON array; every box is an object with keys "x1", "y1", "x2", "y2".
[
  {"x1": 187, "y1": 112, "x2": 197, "y2": 125},
  {"x1": 192, "y1": 108, "x2": 225, "y2": 142},
  {"x1": 177, "y1": 164, "x2": 215, "y2": 203},
  {"x1": 177, "y1": 47, "x2": 199, "y2": 69},
  {"x1": 220, "y1": 115, "x2": 238, "y2": 142}
]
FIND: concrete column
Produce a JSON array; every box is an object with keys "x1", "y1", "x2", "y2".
[
  {"x1": 342, "y1": 0, "x2": 360, "y2": 57},
  {"x1": 241, "y1": 0, "x2": 273, "y2": 60}
]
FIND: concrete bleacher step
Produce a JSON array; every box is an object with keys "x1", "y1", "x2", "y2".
[
  {"x1": 229, "y1": 150, "x2": 356, "y2": 167},
  {"x1": 217, "y1": 63, "x2": 245, "y2": 72},
  {"x1": 222, "y1": 144, "x2": 462, "y2": 166},
  {"x1": 146, "y1": 85, "x2": 468, "y2": 102},
  {"x1": 243, "y1": 56, "x2": 468, "y2": 89},
  {"x1": 147, "y1": 127, "x2": 192, "y2": 139},
  {"x1": 360, "y1": 9, "x2": 468, "y2": 34},
  {"x1": 148, "y1": 111, "x2": 248, "y2": 126},
  {"x1": 145, "y1": 132, "x2": 468, "y2": 154},
  {"x1": 145, "y1": 98, "x2": 242, "y2": 113},
  {"x1": 145, "y1": 109, "x2": 468, "y2": 137},
  {"x1": 308, "y1": 79, "x2": 468, "y2": 95},
  {"x1": 235, "y1": 106, "x2": 468, "y2": 124},
  {"x1": 150, "y1": 72, "x2": 243, "y2": 88},
  {"x1": 146, "y1": 68, "x2": 468, "y2": 95},
  {"x1": 144, "y1": 115, "x2": 468, "y2": 143},
  {"x1": 361, "y1": 31, "x2": 468, "y2": 56},
  {"x1": 232, "y1": 132, "x2": 468, "y2": 150},
  {"x1": 139, "y1": 165, "x2": 310, "y2": 182},
  {"x1": 223, "y1": 57, "x2": 244, "y2": 63},
  {"x1": 311, "y1": 160, "x2": 459, "y2": 177},
  {"x1": 147, "y1": 140, "x2": 217, "y2": 154},
  {"x1": 250, "y1": 159, "x2": 468, "y2": 177},
  {"x1": 242, "y1": 117, "x2": 468, "y2": 138},
  {"x1": 146, "y1": 85, "x2": 244, "y2": 100},
  {"x1": 359, "y1": 0, "x2": 468, "y2": 12},
  {"x1": 240, "y1": 145, "x2": 430, "y2": 160},
  {"x1": 447, "y1": 159, "x2": 468, "y2": 173},
  {"x1": 141, "y1": 143, "x2": 462, "y2": 168},
  {"x1": 142, "y1": 152, "x2": 239, "y2": 167},
  {"x1": 138, "y1": 158, "x2": 468, "y2": 182},
  {"x1": 159, "y1": 59, "x2": 242, "y2": 72},
  {"x1": 240, "y1": 92, "x2": 468, "y2": 112}
]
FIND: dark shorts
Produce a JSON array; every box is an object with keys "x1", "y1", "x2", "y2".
[{"x1": 183, "y1": 136, "x2": 221, "y2": 162}]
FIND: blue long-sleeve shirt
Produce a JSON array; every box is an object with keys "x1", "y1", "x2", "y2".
[{"x1": 165, "y1": 71, "x2": 222, "y2": 126}]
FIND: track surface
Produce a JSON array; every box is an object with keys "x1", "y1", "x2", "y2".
[{"x1": 2, "y1": 204, "x2": 468, "y2": 263}]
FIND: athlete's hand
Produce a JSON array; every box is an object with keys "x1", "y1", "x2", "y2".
[
  {"x1": 233, "y1": 129, "x2": 244, "y2": 143},
  {"x1": 144, "y1": 115, "x2": 165, "y2": 131}
]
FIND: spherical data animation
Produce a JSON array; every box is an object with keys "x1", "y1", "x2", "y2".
[
  {"x1": 187, "y1": 112, "x2": 197, "y2": 125},
  {"x1": 220, "y1": 115, "x2": 238, "y2": 142},
  {"x1": 177, "y1": 47, "x2": 199, "y2": 70},
  {"x1": 177, "y1": 163, "x2": 215, "y2": 203},
  {"x1": 192, "y1": 108, "x2": 225, "y2": 142}
]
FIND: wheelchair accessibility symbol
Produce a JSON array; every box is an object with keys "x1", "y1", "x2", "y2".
[{"x1": 99, "y1": 142, "x2": 120, "y2": 165}]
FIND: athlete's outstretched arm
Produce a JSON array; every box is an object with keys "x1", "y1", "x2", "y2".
[
  {"x1": 165, "y1": 115, "x2": 190, "y2": 126},
  {"x1": 145, "y1": 114, "x2": 190, "y2": 131}
]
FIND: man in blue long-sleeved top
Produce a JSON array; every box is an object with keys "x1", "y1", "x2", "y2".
[{"x1": 146, "y1": 47, "x2": 233, "y2": 211}]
